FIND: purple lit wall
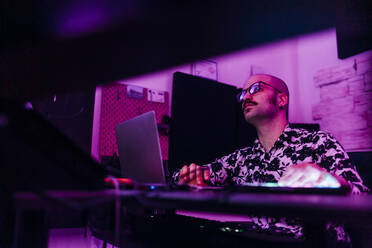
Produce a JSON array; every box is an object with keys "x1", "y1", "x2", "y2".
[
  {"x1": 98, "y1": 84, "x2": 169, "y2": 160},
  {"x1": 312, "y1": 54, "x2": 372, "y2": 151},
  {"x1": 91, "y1": 28, "x2": 372, "y2": 159},
  {"x1": 91, "y1": 66, "x2": 190, "y2": 161}
]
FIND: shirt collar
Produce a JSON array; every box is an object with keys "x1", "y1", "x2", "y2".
[{"x1": 253, "y1": 124, "x2": 292, "y2": 151}]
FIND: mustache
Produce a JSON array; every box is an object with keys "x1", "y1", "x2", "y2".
[{"x1": 242, "y1": 100, "x2": 258, "y2": 108}]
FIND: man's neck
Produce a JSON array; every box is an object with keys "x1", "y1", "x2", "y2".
[{"x1": 255, "y1": 117, "x2": 288, "y2": 152}]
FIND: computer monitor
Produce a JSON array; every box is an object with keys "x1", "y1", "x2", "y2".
[{"x1": 168, "y1": 72, "x2": 256, "y2": 175}]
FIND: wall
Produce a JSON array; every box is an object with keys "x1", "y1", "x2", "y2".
[
  {"x1": 297, "y1": 28, "x2": 372, "y2": 151},
  {"x1": 297, "y1": 29, "x2": 372, "y2": 124},
  {"x1": 90, "y1": 39, "x2": 300, "y2": 159},
  {"x1": 312, "y1": 53, "x2": 372, "y2": 151},
  {"x1": 91, "y1": 65, "x2": 190, "y2": 160},
  {"x1": 91, "y1": 28, "x2": 372, "y2": 159}
]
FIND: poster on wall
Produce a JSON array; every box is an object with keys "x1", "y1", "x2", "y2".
[{"x1": 192, "y1": 60, "x2": 218, "y2": 81}]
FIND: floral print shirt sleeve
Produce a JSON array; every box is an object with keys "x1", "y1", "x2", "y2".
[
  {"x1": 310, "y1": 131, "x2": 369, "y2": 194},
  {"x1": 207, "y1": 148, "x2": 249, "y2": 186},
  {"x1": 205, "y1": 127, "x2": 368, "y2": 193}
]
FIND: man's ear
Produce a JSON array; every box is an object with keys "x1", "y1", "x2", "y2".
[{"x1": 278, "y1": 93, "x2": 288, "y2": 108}]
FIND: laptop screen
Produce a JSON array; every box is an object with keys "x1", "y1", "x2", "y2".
[{"x1": 115, "y1": 111, "x2": 165, "y2": 184}]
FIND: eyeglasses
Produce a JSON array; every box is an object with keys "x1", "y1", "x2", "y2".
[{"x1": 236, "y1": 81, "x2": 282, "y2": 103}]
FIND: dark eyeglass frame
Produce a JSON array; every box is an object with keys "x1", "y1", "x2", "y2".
[{"x1": 236, "y1": 81, "x2": 282, "y2": 103}]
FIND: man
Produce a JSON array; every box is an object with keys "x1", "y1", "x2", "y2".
[{"x1": 173, "y1": 74, "x2": 368, "y2": 245}]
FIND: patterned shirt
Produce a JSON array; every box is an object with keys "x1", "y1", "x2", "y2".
[
  {"x1": 207, "y1": 125, "x2": 367, "y2": 194},
  {"x1": 173, "y1": 125, "x2": 368, "y2": 245}
]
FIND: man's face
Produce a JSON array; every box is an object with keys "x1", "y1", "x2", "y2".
[{"x1": 241, "y1": 75, "x2": 280, "y2": 124}]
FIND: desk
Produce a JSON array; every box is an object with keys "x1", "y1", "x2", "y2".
[
  {"x1": 138, "y1": 191, "x2": 372, "y2": 225},
  {"x1": 12, "y1": 189, "x2": 372, "y2": 248},
  {"x1": 137, "y1": 190, "x2": 372, "y2": 247}
]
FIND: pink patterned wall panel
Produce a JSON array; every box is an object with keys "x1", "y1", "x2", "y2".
[{"x1": 99, "y1": 84, "x2": 169, "y2": 160}]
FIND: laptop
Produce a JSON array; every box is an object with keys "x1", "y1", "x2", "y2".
[{"x1": 115, "y1": 111, "x2": 166, "y2": 185}]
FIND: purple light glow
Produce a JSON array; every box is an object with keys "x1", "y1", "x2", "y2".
[
  {"x1": 58, "y1": 4, "x2": 109, "y2": 38},
  {"x1": 51, "y1": 0, "x2": 140, "y2": 38}
]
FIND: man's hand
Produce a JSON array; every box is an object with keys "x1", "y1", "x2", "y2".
[
  {"x1": 179, "y1": 163, "x2": 211, "y2": 186},
  {"x1": 278, "y1": 162, "x2": 349, "y2": 188}
]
